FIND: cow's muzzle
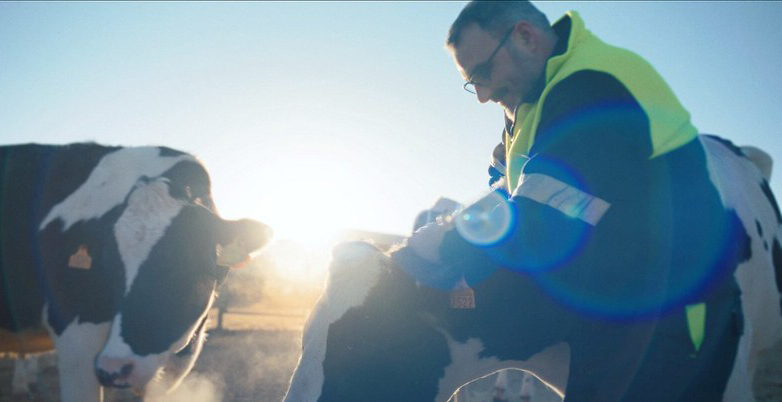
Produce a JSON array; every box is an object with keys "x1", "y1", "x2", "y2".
[{"x1": 95, "y1": 356, "x2": 134, "y2": 388}]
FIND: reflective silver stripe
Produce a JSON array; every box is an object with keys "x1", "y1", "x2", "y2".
[
  {"x1": 490, "y1": 155, "x2": 506, "y2": 173},
  {"x1": 512, "y1": 173, "x2": 611, "y2": 225}
]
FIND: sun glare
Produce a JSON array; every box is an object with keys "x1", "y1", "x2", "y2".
[{"x1": 209, "y1": 138, "x2": 377, "y2": 249}]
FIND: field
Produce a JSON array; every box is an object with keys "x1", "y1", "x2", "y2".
[
  {"x1": 0, "y1": 328, "x2": 300, "y2": 402},
  {"x1": 0, "y1": 327, "x2": 563, "y2": 402},
  {"x1": 3, "y1": 313, "x2": 782, "y2": 401}
]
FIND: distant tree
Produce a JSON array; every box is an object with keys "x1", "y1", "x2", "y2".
[{"x1": 214, "y1": 270, "x2": 266, "y2": 331}]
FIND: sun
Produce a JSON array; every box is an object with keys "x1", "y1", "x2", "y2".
[
  {"x1": 208, "y1": 139, "x2": 375, "y2": 249},
  {"x1": 205, "y1": 140, "x2": 383, "y2": 284}
]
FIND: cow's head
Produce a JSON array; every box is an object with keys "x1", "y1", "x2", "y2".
[{"x1": 91, "y1": 177, "x2": 272, "y2": 394}]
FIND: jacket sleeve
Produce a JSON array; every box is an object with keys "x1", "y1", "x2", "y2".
[{"x1": 440, "y1": 70, "x2": 667, "y2": 282}]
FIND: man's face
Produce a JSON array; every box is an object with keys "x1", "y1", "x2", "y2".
[{"x1": 452, "y1": 23, "x2": 544, "y2": 119}]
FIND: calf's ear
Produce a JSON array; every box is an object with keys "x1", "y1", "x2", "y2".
[{"x1": 216, "y1": 218, "x2": 274, "y2": 268}]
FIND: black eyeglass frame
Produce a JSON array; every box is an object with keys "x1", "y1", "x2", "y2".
[{"x1": 463, "y1": 26, "x2": 515, "y2": 94}]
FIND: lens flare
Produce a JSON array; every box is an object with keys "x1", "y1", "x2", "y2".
[
  {"x1": 453, "y1": 191, "x2": 515, "y2": 247},
  {"x1": 532, "y1": 201, "x2": 746, "y2": 321}
]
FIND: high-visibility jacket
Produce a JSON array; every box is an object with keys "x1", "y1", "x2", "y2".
[
  {"x1": 505, "y1": 11, "x2": 698, "y2": 193},
  {"x1": 436, "y1": 11, "x2": 745, "y2": 400}
]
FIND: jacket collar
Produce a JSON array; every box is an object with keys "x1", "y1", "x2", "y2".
[{"x1": 545, "y1": 11, "x2": 589, "y2": 83}]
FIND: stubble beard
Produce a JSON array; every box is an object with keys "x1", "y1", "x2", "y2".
[{"x1": 494, "y1": 88, "x2": 520, "y2": 122}]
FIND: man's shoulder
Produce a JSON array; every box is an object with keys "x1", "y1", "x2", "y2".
[
  {"x1": 544, "y1": 70, "x2": 641, "y2": 115},
  {"x1": 533, "y1": 69, "x2": 652, "y2": 157}
]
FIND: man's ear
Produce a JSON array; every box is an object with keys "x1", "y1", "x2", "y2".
[
  {"x1": 513, "y1": 21, "x2": 538, "y2": 50},
  {"x1": 216, "y1": 218, "x2": 274, "y2": 268}
]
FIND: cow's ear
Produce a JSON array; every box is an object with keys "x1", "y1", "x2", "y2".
[{"x1": 216, "y1": 218, "x2": 273, "y2": 268}]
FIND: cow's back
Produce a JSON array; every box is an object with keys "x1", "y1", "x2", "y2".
[
  {"x1": 699, "y1": 135, "x2": 782, "y2": 400},
  {"x1": 1, "y1": 143, "x2": 121, "y2": 333}
]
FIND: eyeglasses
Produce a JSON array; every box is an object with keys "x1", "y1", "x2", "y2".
[{"x1": 463, "y1": 27, "x2": 515, "y2": 94}]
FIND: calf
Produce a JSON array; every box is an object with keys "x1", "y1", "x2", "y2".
[
  {"x1": 284, "y1": 135, "x2": 782, "y2": 401},
  {"x1": 0, "y1": 143, "x2": 272, "y2": 401}
]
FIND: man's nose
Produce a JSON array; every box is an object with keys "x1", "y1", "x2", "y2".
[{"x1": 475, "y1": 85, "x2": 491, "y2": 103}]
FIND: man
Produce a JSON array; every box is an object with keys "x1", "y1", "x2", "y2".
[{"x1": 397, "y1": 1, "x2": 746, "y2": 400}]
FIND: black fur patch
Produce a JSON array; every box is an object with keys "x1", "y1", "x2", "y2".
[
  {"x1": 121, "y1": 206, "x2": 219, "y2": 355},
  {"x1": 158, "y1": 146, "x2": 189, "y2": 158},
  {"x1": 320, "y1": 267, "x2": 452, "y2": 401},
  {"x1": 773, "y1": 239, "x2": 782, "y2": 314},
  {"x1": 162, "y1": 161, "x2": 214, "y2": 210},
  {"x1": 771, "y1": 239, "x2": 782, "y2": 293}
]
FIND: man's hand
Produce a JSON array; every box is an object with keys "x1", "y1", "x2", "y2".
[
  {"x1": 408, "y1": 219, "x2": 454, "y2": 264},
  {"x1": 413, "y1": 197, "x2": 463, "y2": 232},
  {"x1": 431, "y1": 197, "x2": 462, "y2": 215}
]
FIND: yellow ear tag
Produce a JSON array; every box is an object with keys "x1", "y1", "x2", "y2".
[
  {"x1": 450, "y1": 277, "x2": 476, "y2": 309},
  {"x1": 216, "y1": 240, "x2": 249, "y2": 268},
  {"x1": 68, "y1": 245, "x2": 92, "y2": 270}
]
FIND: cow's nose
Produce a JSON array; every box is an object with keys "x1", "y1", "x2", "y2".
[{"x1": 95, "y1": 356, "x2": 134, "y2": 388}]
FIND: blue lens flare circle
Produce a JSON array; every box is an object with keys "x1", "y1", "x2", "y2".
[{"x1": 454, "y1": 191, "x2": 515, "y2": 247}]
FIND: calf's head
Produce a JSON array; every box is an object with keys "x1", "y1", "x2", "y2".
[{"x1": 93, "y1": 179, "x2": 272, "y2": 394}]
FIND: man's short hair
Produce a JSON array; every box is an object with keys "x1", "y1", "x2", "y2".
[{"x1": 446, "y1": 1, "x2": 552, "y2": 48}]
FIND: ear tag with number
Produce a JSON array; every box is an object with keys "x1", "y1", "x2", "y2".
[
  {"x1": 450, "y1": 277, "x2": 476, "y2": 309},
  {"x1": 68, "y1": 245, "x2": 92, "y2": 270}
]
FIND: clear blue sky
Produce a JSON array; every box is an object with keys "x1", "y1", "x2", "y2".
[{"x1": 2, "y1": 1, "x2": 781, "y2": 241}]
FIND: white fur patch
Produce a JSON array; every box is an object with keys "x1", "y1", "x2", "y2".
[
  {"x1": 99, "y1": 314, "x2": 134, "y2": 358},
  {"x1": 435, "y1": 334, "x2": 569, "y2": 402},
  {"x1": 114, "y1": 179, "x2": 185, "y2": 295},
  {"x1": 284, "y1": 242, "x2": 388, "y2": 402},
  {"x1": 51, "y1": 318, "x2": 111, "y2": 402},
  {"x1": 520, "y1": 371, "x2": 536, "y2": 399},
  {"x1": 39, "y1": 147, "x2": 194, "y2": 232}
]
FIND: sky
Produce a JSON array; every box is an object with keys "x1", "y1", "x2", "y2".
[{"x1": 2, "y1": 1, "x2": 781, "y2": 243}]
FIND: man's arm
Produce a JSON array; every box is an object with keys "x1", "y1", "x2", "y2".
[{"x1": 439, "y1": 70, "x2": 664, "y2": 281}]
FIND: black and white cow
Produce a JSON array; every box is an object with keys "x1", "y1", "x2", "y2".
[
  {"x1": 0, "y1": 143, "x2": 272, "y2": 401},
  {"x1": 284, "y1": 135, "x2": 782, "y2": 401}
]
